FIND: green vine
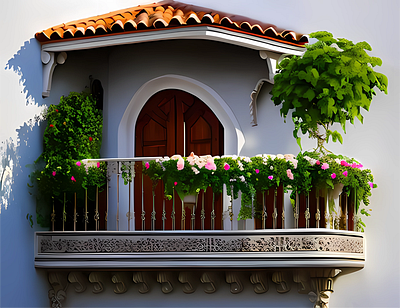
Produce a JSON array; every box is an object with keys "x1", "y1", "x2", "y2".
[{"x1": 30, "y1": 92, "x2": 105, "y2": 227}]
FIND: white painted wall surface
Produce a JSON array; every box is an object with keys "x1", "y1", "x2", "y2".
[{"x1": 1, "y1": 0, "x2": 399, "y2": 307}]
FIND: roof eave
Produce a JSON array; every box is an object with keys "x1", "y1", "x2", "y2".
[{"x1": 40, "y1": 25, "x2": 306, "y2": 55}]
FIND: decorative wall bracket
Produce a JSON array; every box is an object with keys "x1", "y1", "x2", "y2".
[
  {"x1": 249, "y1": 50, "x2": 293, "y2": 126},
  {"x1": 41, "y1": 50, "x2": 67, "y2": 98}
]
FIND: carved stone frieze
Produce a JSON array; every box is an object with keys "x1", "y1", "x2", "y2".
[{"x1": 39, "y1": 234, "x2": 364, "y2": 254}]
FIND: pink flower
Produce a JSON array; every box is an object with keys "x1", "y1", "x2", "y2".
[
  {"x1": 351, "y1": 163, "x2": 357, "y2": 168},
  {"x1": 71, "y1": 176, "x2": 76, "y2": 182},
  {"x1": 331, "y1": 173, "x2": 336, "y2": 179},
  {"x1": 340, "y1": 160, "x2": 347, "y2": 166},
  {"x1": 89, "y1": 137, "x2": 93, "y2": 142},
  {"x1": 316, "y1": 160, "x2": 320, "y2": 165},
  {"x1": 286, "y1": 169, "x2": 294, "y2": 180},
  {"x1": 268, "y1": 175, "x2": 273, "y2": 180},
  {"x1": 204, "y1": 157, "x2": 216, "y2": 170},
  {"x1": 97, "y1": 162, "x2": 100, "y2": 168},
  {"x1": 174, "y1": 182, "x2": 178, "y2": 186},
  {"x1": 343, "y1": 171, "x2": 348, "y2": 177},
  {"x1": 52, "y1": 171, "x2": 56, "y2": 176},
  {"x1": 357, "y1": 164, "x2": 363, "y2": 169},
  {"x1": 177, "y1": 157, "x2": 185, "y2": 170},
  {"x1": 224, "y1": 163, "x2": 230, "y2": 171},
  {"x1": 321, "y1": 163, "x2": 329, "y2": 170},
  {"x1": 49, "y1": 124, "x2": 54, "y2": 128},
  {"x1": 368, "y1": 181, "x2": 374, "y2": 189},
  {"x1": 145, "y1": 162, "x2": 150, "y2": 169},
  {"x1": 76, "y1": 161, "x2": 81, "y2": 167},
  {"x1": 255, "y1": 169, "x2": 260, "y2": 174}
]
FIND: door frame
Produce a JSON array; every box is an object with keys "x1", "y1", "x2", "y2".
[{"x1": 118, "y1": 74, "x2": 244, "y2": 159}]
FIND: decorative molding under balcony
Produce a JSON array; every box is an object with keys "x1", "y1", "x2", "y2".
[
  {"x1": 46, "y1": 268, "x2": 342, "y2": 308},
  {"x1": 35, "y1": 229, "x2": 365, "y2": 269}
]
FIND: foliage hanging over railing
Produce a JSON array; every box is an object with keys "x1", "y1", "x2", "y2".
[{"x1": 143, "y1": 151, "x2": 375, "y2": 227}]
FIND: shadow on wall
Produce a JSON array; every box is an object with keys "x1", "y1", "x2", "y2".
[
  {"x1": 1, "y1": 36, "x2": 46, "y2": 214},
  {"x1": 5, "y1": 38, "x2": 45, "y2": 105},
  {"x1": 0, "y1": 37, "x2": 49, "y2": 307}
]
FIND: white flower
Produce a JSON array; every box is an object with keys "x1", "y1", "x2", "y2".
[
  {"x1": 237, "y1": 161, "x2": 244, "y2": 171},
  {"x1": 277, "y1": 154, "x2": 284, "y2": 159},
  {"x1": 284, "y1": 154, "x2": 295, "y2": 160},
  {"x1": 192, "y1": 167, "x2": 200, "y2": 175},
  {"x1": 335, "y1": 158, "x2": 341, "y2": 165},
  {"x1": 270, "y1": 166, "x2": 274, "y2": 170},
  {"x1": 268, "y1": 154, "x2": 276, "y2": 160},
  {"x1": 256, "y1": 154, "x2": 262, "y2": 157},
  {"x1": 229, "y1": 179, "x2": 237, "y2": 182},
  {"x1": 232, "y1": 155, "x2": 238, "y2": 160},
  {"x1": 239, "y1": 175, "x2": 246, "y2": 182},
  {"x1": 241, "y1": 156, "x2": 251, "y2": 163},
  {"x1": 170, "y1": 154, "x2": 182, "y2": 160}
]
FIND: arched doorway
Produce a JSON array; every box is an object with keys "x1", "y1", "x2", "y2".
[{"x1": 134, "y1": 89, "x2": 224, "y2": 230}]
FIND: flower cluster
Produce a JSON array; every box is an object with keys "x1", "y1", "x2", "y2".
[
  {"x1": 143, "y1": 151, "x2": 375, "y2": 221},
  {"x1": 294, "y1": 151, "x2": 375, "y2": 213}
]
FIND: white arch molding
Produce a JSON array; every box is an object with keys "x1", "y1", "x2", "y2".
[{"x1": 118, "y1": 74, "x2": 245, "y2": 158}]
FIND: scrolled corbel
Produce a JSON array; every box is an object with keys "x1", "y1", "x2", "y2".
[
  {"x1": 200, "y1": 272, "x2": 217, "y2": 294},
  {"x1": 111, "y1": 273, "x2": 128, "y2": 294},
  {"x1": 225, "y1": 272, "x2": 243, "y2": 294},
  {"x1": 178, "y1": 272, "x2": 197, "y2": 294},
  {"x1": 250, "y1": 271, "x2": 268, "y2": 294},
  {"x1": 88, "y1": 272, "x2": 106, "y2": 294},
  {"x1": 41, "y1": 50, "x2": 67, "y2": 98},
  {"x1": 308, "y1": 278, "x2": 334, "y2": 308},
  {"x1": 272, "y1": 271, "x2": 291, "y2": 293},
  {"x1": 48, "y1": 272, "x2": 68, "y2": 308},
  {"x1": 68, "y1": 272, "x2": 87, "y2": 293},
  {"x1": 293, "y1": 270, "x2": 311, "y2": 294},
  {"x1": 157, "y1": 272, "x2": 174, "y2": 294},
  {"x1": 132, "y1": 272, "x2": 150, "y2": 294}
]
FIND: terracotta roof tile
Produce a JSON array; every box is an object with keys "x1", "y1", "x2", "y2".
[{"x1": 35, "y1": 1, "x2": 308, "y2": 46}]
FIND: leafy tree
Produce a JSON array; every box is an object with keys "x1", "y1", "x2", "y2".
[{"x1": 270, "y1": 31, "x2": 388, "y2": 152}]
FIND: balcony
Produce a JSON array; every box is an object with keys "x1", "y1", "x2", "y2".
[
  {"x1": 34, "y1": 156, "x2": 365, "y2": 266},
  {"x1": 35, "y1": 157, "x2": 366, "y2": 307}
]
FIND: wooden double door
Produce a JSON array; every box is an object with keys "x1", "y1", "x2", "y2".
[{"x1": 134, "y1": 90, "x2": 224, "y2": 230}]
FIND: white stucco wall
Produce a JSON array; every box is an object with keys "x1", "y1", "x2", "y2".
[{"x1": 1, "y1": 0, "x2": 399, "y2": 307}]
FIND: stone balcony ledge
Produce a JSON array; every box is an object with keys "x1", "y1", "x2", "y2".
[{"x1": 35, "y1": 229, "x2": 365, "y2": 269}]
